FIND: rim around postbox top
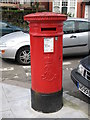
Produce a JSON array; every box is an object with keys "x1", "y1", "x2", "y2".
[{"x1": 24, "y1": 12, "x2": 67, "y2": 22}]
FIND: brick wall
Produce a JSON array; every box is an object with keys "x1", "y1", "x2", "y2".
[{"x1": 77, "y1": 1, "x2": 85, "y2": 18}]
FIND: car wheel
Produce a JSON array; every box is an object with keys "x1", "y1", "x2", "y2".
[{"x1": 16, "y1": 46, "x2": 30, "y2": 65}]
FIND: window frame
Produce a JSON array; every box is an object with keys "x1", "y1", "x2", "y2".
[
  {"x1": 63, "y1": 20, "x2": 75, "y2": 34},
  {"x1": 75, "y1": 21, "x2": 90, "y2": 33}
]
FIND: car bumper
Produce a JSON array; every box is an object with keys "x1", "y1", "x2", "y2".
[
  {"x1": 0, "y1": 47, "x2": 16, "y2": 59},
  {"x1": 71, "y1": 69, "x2": 90, "y2": 90}
]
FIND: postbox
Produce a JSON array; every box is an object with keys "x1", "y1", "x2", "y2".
[{"x1": 24, "y1": 12, "x2": 67, "y2": 113}]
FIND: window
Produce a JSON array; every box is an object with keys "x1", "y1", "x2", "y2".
[
  {"x1": 0, "y1": 22, "x2": 7, "y2": 28},
  {"x1": 53, "y1": 0, "x2": 77, "y2": 17},
  {"x1": 62, "y1": 7, "x2": 67, "y2": 14},
  {"x1": 70, "y1": 0, "x2": 76, "y2": 7},
  {"x1": 63, "y1": 21, "x2": 75, "y2": 34},
  {"x1": 62, "y1": 0, "x2": 68, "y2": 14},
  {"x1": 75, "y1": 21, "x2": 90, "y2": 33},
  {"x1": 69, "y1": 7, "x2": 75, "y2": 17},
  {"x1": 53, "y1": 0, "x2": 60, "y2": 13},
  {"x1": 69, "y1": 0, "x2": 76, "y2": 17},
  {"x1": 62, "y1": 1, "x2": 68, "y2": 6}
]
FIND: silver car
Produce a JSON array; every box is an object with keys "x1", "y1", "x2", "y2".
[
  {"x1": 63, "y1": 18, "x2": 90, "y2": 55},
  {"x1": 0, "y1": 18, "x2": 90, "y2": 65},
  {"x1": 0, "y1": 31, "x2": 30, "y2": 65}
]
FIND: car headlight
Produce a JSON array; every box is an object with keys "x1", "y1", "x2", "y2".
[{"x1": 77, "y1": 64, "x2": 85, "y2": 76}]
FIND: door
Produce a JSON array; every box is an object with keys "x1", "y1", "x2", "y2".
[
  {"x1": 63, "y1": 20, "x2": 89, "y2": 55},
  {"x1": 63, "y1": 20, "x2": 77, "y2": 55}
]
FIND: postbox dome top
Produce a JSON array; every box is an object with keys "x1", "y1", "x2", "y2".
[{"x1": 24, "y1": 12, "x2": 67, "y2": 22}]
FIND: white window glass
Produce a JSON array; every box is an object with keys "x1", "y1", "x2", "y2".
[
  {"x1": 0, "y1": 22, "x2": 7, "y2": 28},
  {"x1": 85, "y1": 5, "x2": 88, "y2": 18},
  {"x1": 62, "y1": 0, "x2": 68, "y2": 2},
  {"x1": 62, "y1": 0, "x2": 68, "y2": 7},
  {"x1": 68, "y1": 0, "x2": 77, "y2": 17},
  {"x1": 70, "y1": 0, "x2": 76, "y2": 7},
  {"x1": 70, "y1": 7, "x2": 75, "y2": 17},
  {"x1": 20, "y1": 0, "x2": 24, "y2": 4},
  {"x1": 63, "y1": 21, "x2": 75, "y2": 34},
  {"x1": 53, "y1": 0, "x2": 60, "y2": 13},
  {"x1": 75, "y1": 21, "x2": 90, "y2": 32},
  {"x1": 12, "y1": 0, "x2": 15, "y2": 3}
]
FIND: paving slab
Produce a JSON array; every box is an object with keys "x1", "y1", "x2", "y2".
[
  {"x1": 0, "y1": 83, "x2": 2, "y2": 113},
  {"x1": 2, "y1": 83, "x2": 30, "y2": 102},
  {"x1": 1, "y1": 83, "x2": 89, "y2": 118},
  {"x1": 2, "y1": 89, "x2": 10, "y2": 112},
  {"x1": 1, "y1": 110, "x2": 14, "y2": 118}
]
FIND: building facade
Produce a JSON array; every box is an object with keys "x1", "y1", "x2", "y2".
[
  {"x1": 0, "y1": 0, "x2": 49, "y2": 10},
  {"x1": 0, "y1": 0, "x2": 90, "y2": 18},
  {"x1": 51, "y1": 0, "x2": 90, "y2": 18},
  {"x1": 53, "y1": 0, "x2": 77, "y2": 17},
  {"x1": 81, "y1": 0, "x2": 90, "y2": 19}
]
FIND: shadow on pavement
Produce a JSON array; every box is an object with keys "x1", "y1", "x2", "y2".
[
  {"x1": 67, "y1": 90, "x2": 90, "y2": 104},
  {"x1": 2, "y1": 58, "x2": 18, "y2": 65},
  {"x1": 2, "y1": 58, "x2": 30, "y2": 66},
  {"x1": 63, "y1": 54, "x2": 88, "y2": 61}
]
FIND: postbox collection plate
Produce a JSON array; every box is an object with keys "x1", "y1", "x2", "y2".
[{"x1": 44, "y1": 37, "x2": 54, "y2": 53}]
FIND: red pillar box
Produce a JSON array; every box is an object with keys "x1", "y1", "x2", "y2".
[{"x1": 24, "y1": 12, "x2": 67, "y2": 113}]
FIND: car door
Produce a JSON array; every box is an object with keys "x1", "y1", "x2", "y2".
[
  {"x1": 63, "y1": 20, "x2": 77, "y2": 55},
  {"x1": 63, "y1": 20, "x2": 89, "y2": 55},
  {"x1": 74, "y1": 21, "x2": 89, "y2": 54}
]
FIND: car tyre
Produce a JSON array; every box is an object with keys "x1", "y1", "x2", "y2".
[{"x1": 16, "y1": 46, "x2": 30, "y2": 65}]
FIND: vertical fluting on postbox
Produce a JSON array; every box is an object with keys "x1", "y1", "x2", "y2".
[{"x1": 24, "y1": 12, "x2": 67, "y2": 113}]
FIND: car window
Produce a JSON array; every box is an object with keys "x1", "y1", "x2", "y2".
[
  {"x1": 0, "y1": 22, "x2": 8, "y2": 28},
  {"x1": 63, "y1": 21, "x2": 75, "y2": 34},
  {"x1": 75, "y1": 21, "x2": 90, "y2": 33}
]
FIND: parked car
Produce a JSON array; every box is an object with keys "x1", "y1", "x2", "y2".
[
  {"x1": 71, "y1": 55, "x2": 90, "y2": 97},
  {"x1": 0, "y1": 21, "x2": 24, "y2": 36},
  {"x1": 0, "y1": 18, "x2": 90, "y2": 65},
  {"x1": 63, "y1": 18, "x2": 90, "y2": 55},
  {"x1": 0, "y1": 31, "x2": 30, "y2": 65}
]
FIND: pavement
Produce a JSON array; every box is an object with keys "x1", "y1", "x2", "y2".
[{"x1": 0, "y1": 82, "x2": 89, "y2": 119}]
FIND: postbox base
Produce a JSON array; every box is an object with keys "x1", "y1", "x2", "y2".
[{"x1": 31, "y1": 89, "x2": 63, "y2": 113}]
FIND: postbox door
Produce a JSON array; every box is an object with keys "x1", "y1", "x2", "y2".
[{"x1": 31, "y1": 35, "x2": 63, "y2": 93}]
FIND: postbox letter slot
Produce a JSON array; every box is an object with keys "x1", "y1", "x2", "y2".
[{"x1": 41, "y1": 28, "x2": 56, "y2": 31}]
